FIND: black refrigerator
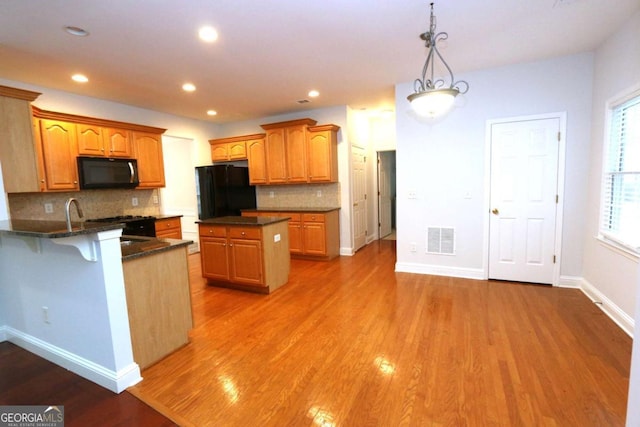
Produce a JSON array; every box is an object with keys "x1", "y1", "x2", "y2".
[{"x1": 195, "y1": 165, "x2": 257, "y2": 219}]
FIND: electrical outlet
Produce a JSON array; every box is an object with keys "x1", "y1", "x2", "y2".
[
  {"x1": 408, "y1": 191, "x2": 417, "y2": 199},
  {"x1": 269, "y1": 191, "x2": 274, "y2": 198},
  {"x1": 42, "y1": 306, "x2": 50, "y2": 324},
  {"x1": 44, "y1": 203, "x2": 53, "y2": 214},
  {"x1": 316, "y1": 190, "x2": 322, "y2": 197},
  {"x1": 410, "y1": 243, "x2": 417, "y2": 252},
  {"x1": 274, "y1": 233, "x2": 281, "y2": 242},
  {"x1": 132, "y1": 197, "x2": 138, "y2": 206},
  {"x1": 153, "y1": 195, "x2": 159, "y2": 204}
]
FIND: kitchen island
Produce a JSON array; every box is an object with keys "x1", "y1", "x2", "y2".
[
  {"x1": 198, "y1": 216, "x2": 290, "y2": 294},
  {"x1": 0, "y1": 218, "x2": 193, "y2": 391}
]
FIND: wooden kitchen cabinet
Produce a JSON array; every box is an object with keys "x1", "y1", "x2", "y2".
[
  {"x1": 77, "y1": 124, "x2": 132, "y2": 158},
  {"x1": 242, "y1": 210, "x2": 339, "y2": 260},
  {"x1": 155, "y1": 217, "x2": 183, "y2": 239},
  {"x1": 307, "y1": 124, "x2": 339, "y2": 183},
  {"x1": 247, "y1": 138, "x2": 268, "y2": 184},
  {"x1": 122, "y1": 245, "x2": 193, "y2": 369},
  {"x1": 0, "y1": 86, "x2": 45, "y2": 193},
  {"x1": 133, "y1": 131, "x2": 165, "y2": 188},
  {"x1": 259, "y1": 118, "x2": 317, "y2": 184},
  {"x1": 198, "y1": 219, "x2": 290, "y2": 293},
  {"x1": 37, "y1": 119, "x2": 80, "y2": 191},
  {"x1": 209, "y1": 133, "x2": 264, "y2": 162}
]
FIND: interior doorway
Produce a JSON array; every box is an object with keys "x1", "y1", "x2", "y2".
[
  {"x1": 377, "y1": 150, "x2": 396, "y2": 240},
  {"x1": 487, "y1": 114, "x2": 564, "y2": 285}
]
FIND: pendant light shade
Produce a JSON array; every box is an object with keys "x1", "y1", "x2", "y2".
[{"x1": 407, "y1": 3, "x2": 469, "y2": 118}]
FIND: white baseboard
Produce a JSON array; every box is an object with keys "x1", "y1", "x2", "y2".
[
  {"x1": 2, "y1": 326, "x2": 141, "y2": 393},
  {"x1": 395, "y1": 262, "x2": 485, "y2": 280},
  {"x1": 340, "y1": 247, "x2": 355, "y2": 256},
  {"x1": 579, "y1": 279, "x2": 634, "y2": 337},
  {"x1": 557, "y1": 275, "x2": 582, "y2": 288}
]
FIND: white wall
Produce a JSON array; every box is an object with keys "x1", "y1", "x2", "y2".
[
  {"x1": 394, "y1": 53, "x2": 593, "y2": 279},
  {"x1": 0, "y1": 163, "x2": 8, "y2": 221},
  {"x1": 582, "y1": 11, "x2": 640, "y2": 334}
]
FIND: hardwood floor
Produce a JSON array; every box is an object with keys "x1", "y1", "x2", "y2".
[
  {"x1": 127, "y1": 240, "x2": 632, "y2": 426},
  {"x1": 0, "y1": 342, "x2": 176, "y2": 426}
]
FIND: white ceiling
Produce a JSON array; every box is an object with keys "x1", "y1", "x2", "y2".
[{"x1": 1, "y1": 0, "x2": 638, "y2": 123}]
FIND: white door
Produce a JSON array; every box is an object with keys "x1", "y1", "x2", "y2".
[
  {"x1": 489, "y1": 118, "x2": 560, "y2": 284},
  {"x1": 378, "y1": 152, "x2": 393, "y2": 239},
  {"x1": 352, "y1": 146, "x2": 367, "y2": 252}
]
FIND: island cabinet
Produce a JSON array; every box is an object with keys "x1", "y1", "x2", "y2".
[
  {"x1": 155, "y1": 216, "x2": 182, "y2": 239},
  {"x1": 198, "y1": 217, "x2": 290, "y2": 294},
  {"x1": 242, "y1": 209, "x2": 340, "y2": 260}
]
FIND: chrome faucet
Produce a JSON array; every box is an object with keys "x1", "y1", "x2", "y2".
[{"x1": 64, "y1": 198, "x2": 84, "y2": 232}]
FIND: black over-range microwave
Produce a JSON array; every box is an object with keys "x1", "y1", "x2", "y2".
[{"x1": 77, "y1": 157, "x2": 139, "y2": 189}]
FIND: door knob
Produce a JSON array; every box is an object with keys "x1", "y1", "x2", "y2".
[{"x1": 492, "y1": 208, "x2": 499, "y2": 215}]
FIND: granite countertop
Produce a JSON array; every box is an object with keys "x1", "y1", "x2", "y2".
[
  {"x1": 197, "y1": 216, "x2": 290, "y2": 226},
  {"x1": 0, "y1": 219, "x2": 124, "y2": 238},
  {"x1": 154, "y1": 214, "x2": 183, "y2": 220},
  {"x1": 242, "y1": 207, "x2": 340, "y2": 213},
  {"x1": 120, "y1": 235, "x2": 193, "y2": 261}
]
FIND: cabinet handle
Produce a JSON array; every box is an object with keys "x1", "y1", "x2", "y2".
[
  {"x1": 241, "y1": 231, "x2": 245, "y2": 236},
  {"x1": 73, "y1": 181, "x2": 78, "y2": 184}
]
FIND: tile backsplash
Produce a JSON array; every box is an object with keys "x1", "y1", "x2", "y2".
[
  {"x1": 8, "y1": 189, "x2": 161, "y2": 221},
  {"x1": 256, "y1": 183, "x2": 340, "y2": 209}
]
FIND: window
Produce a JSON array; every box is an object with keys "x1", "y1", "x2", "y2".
[{"x1": 600, "y1": 89, "x2": 640, "y2": 253}]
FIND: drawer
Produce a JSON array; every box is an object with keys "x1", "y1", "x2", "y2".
[
  {"x1": 228, "y1": 226, "x2": 261, "y2": 240},
  {"x1": 199, "y1": 224, "x2": 227, "y2": 238},
  {"x1": 155, "y1": 217, "x2": 181, "y2": 231},
  {"x1": 302, "y1": 213, "x2": 325, "y2": 223}
]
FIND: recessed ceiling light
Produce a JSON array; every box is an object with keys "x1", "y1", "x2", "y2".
[
  {"x1": 64, "y1": 26, "x2": 89, "y2": 37},
  {"x1": 308, "y1": 90, "x2": 320, "y2": 98},
  {"x1": 182, "y1": 83, "x2": 196, "y2": 92},
  {"x1": 71, "y1": 74, "x2": 89, "y2": 83},
  {"x1": 207, "y1": 110, "x2": 217, "y2": 116},
  {"x1": 199, "y1": 26, "x2": 218, "y2": 42}
]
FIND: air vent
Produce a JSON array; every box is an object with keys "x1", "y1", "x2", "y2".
[{"x1": 426, "y1": 227, "x2": 455, "y2": 255}]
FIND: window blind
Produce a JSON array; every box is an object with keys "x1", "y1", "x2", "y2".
[{"x1": 601, "y1": 95, "x2": 640, "y2": 251}]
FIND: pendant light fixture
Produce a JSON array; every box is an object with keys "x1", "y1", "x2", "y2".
[{"x1": 407, "y1": 2, "x2": 469, "y2": 118}]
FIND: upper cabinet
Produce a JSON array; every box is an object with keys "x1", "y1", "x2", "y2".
[
  {"x1": 307, "y1": 124, "x2": 339, "y2": 183},
  {"x1": 77, "y1": 124, "x2": 132, "y2": 158},
  {"x1": 0, "y1": 87, "x2": 167, "y2": 193},
  {"x1": 209, "y1": 133, "x2": 264, "y2": 163},
  {"x1": 37, "y1": 119, "x2": 79, "y2": 191},
  {"x1": 248, "y1": 118, "x2": 339, "y2": 186},
  {"x1": 133, "y1": 131, "x2": 165, "y2": 188},
  {"x1": 0, "y1": 85, "x2": 44, "y2": 193}
]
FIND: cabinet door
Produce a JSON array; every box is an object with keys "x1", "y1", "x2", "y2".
[
  {"x1": 133, "y1": 131, "x2": 165, "y2": 188},
  {"x1": 77, "y1": 124, "x2": 105, "y2": 156},
  {"x1": 39, "y1": 119, "x2": 79, "y2": 191},
  {"x1": 247, "y1": 139, "x2": 268, "y2": 184},
  {"x1": 200, "y1": 237, "x2": 230, "y2": 280},
  {"x1": 105, "y1": 128, "x2": 132, "y2": 158},
  {"x1": 288, "y1": 220, "x2": 303, "y2": 254},
  {"x1": 265, "y1": 129, "x2": 287, "y2": 183},
  {"x1": 285, "y1": 125, "x2": 308, "y2": 183},
  {"x1": 228, "y1": 141, "x2": 247, "y2": 160},
  {"x1": 229, "y1": 239, "x2": 263, "y2": 286},
  {"x1": 302, "y1": 220, "x2": 327, "y2": 256},
  {"x1": 211, "y1": 143, "x2": 229, "y2": 162},
  {"x1": 307, "y1": 130, "x2": 337, "y2": 183}
]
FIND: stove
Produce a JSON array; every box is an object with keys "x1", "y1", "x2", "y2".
[{"x1": 87, "y1": 215, "x2": 157, "y2": 237}]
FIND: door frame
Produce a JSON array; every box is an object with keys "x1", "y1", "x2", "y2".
[{"x1": 483, "y1": 112, "x2": 567, "y2": 286}]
